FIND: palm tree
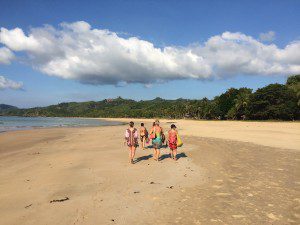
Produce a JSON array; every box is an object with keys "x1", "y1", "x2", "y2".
[{"x1": 232, "y1": 89, "x2": 252, "y2": 119}]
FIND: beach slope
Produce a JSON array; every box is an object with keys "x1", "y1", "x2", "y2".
[{"x1": 0, "y1": 120, "x2": 299, "y2": 224}]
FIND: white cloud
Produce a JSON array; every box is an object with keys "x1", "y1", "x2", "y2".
[
  {"x1": 0, "y1": 21, "x2": 299, "y2": 85},
  {"x1": 0, "y1": 75, "x2": 23, "y2": 90},
  {"x1": 259, "y1": 31, "x2": 276, "y2": 42},
  {"x1": 0, "y1": 47, "x2": 14, "y2": 64}
]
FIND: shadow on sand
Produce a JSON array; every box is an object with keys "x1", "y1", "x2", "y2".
[
  {"x1": 135, "y1": 154, "x2": 153, "y2": 163},
  {"x1": 159, "y1": 152, "x2": 188, "y2": 161}
]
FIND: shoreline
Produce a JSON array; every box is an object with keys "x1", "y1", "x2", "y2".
[
  {"x1": 2, "y1": 114, "x2": 300, "y2": 122},
  {"x1": 0, "y1": 116, "x2": 126, "y2": 133}
]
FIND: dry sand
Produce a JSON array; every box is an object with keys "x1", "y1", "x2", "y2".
[
  {"x1": 0, "y1": 120, "x2": 299, "y2": 225},
  {"x1": 105, "y1": 118, "x2": 300, "y2": 151}
]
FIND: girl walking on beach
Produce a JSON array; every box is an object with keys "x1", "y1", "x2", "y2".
[
  {"x1": 125, "y1": 121, "x2": 138, "y2": 164},
  {"x1": 168, "y1": 124, "x2": 178, "y2": 161},
  {"x1": 139, "y1": 123, "x2": 148, "y2": 150},
  {"x1": 150, "y1": 120, "x2": 164, "y2": 161}
]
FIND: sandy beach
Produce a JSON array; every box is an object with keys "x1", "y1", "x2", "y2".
[{"x1": 0, "y1": 120, "x2": 299, "y2": 225}]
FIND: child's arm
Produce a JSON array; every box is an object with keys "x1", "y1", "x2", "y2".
[
  {"x1": 124, "y1": 130, "x2": 129, "y2": 143},
  {"x1": 134, "y1": 129, "x2": 138, "y2": 139}
]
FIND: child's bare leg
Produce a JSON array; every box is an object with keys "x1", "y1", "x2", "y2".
[
  {"x1": 173, "y1": 149, "x2": 177, "y2": 160},
  {"x1": 131, "y1": 147, "x2": 136, "y2": 161},
  {"x1": 133, "y1": 147, "x2": 136, "y2": 159},
  {"x1": 157, "y1": 149, "x2": 160, "y2": 161},
  {"x1": 153, "y1": 149, "x2": 156, "y2": 160},
  {"x1": 143, "y1": 137, "x2": 146, "y2": 149},
  {"x1": 141, "y1": 137, "x2": 143, "y2": 149},
  {"x1": 128, "y1": 147, "x2": 132, "y2": 163},
  {"x1": 170, "y1": 150, "x2": 173, "y2": 159},
  {"x1": 140, "y1": 137, "x2": 143, "y2": 149},
  {"x1": 141, "y1": 137, "x2": 144, "y2": 149}
]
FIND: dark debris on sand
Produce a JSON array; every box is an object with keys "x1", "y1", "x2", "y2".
[
  {"x1": 25, "y1": 204, "x2": 32, "y2": 209},
  {"x1": 50, "y1": 197, "x2": 69, "y2": 203}
]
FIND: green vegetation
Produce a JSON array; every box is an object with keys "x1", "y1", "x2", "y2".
[
  {"x1": 1, "y1": 75, "x2": 299, "y2": 120},
  {"x1": 286, "y1": 75, "x2": 300, "y2": 106}
]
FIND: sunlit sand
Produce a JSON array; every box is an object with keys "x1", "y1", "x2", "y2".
[{"x1": 0, "y1": 120, "x2": 299, "y2": 224}]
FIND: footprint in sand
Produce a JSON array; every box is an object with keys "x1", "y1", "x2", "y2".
[
  {"x1": 231, "y1": 165, "x2": 240, "y2": 168},
  {"x1": 232, "y1": 215, "x2": 245, "y2": 219},
  {"x1": 287, "y1": 218, "x2": 297, "y2": 223},
  {"x1": 212, "y1": 185, "x2": 222, "y2": 189},
  {"x1": 216, "y1": 193, "x2": 231, "y2": 196},
  {"x1": 293, "y1": 198, "x2": 300, "y2": 203},
  {"x1": 266, "y1": 213, "x2": 279, "y2": 220}
]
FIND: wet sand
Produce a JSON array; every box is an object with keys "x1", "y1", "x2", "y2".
[{"x1": 0, "y1": 120, "x2": 299, "y2": 225}]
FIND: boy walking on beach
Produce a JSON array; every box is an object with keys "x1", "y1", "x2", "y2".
[{"x1": 139, "y1": 123, "x2": 148, "y2": 150}]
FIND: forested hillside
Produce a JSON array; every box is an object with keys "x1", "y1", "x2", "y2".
[{"x1": 1, "y1": 75, "x2": 299, "y2": 120}]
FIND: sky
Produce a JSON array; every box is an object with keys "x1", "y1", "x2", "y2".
[{"x1": 0, "y1": 0, "x2": 300, "y2": 108}]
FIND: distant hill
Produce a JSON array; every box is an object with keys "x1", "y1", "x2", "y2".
[
  {"x1": 1, "y1": 75, "x2": 299, "y2": 120},
  {"x1": 0, "y1": 104, "x2": 18, "y2": 111}
]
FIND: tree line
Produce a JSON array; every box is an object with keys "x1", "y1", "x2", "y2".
[{"x1": 1, "y1": 75, "x2": 299, "y2": 121}]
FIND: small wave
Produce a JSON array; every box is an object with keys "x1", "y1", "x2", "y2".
[{"x1": 0, "y1": 117, "x2": 124, "y2": 131}]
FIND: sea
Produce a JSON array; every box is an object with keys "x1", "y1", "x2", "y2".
[{"x1": 0, "y1": 116, "x2": 123, "y2": 132}]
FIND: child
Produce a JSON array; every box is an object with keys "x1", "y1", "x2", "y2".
[
  {"x1": 168, "y1": 124, "x2": 178, "y2": 161},
  {"x1": 139, "y1": 123, "x2": 148, "y2": 150}
]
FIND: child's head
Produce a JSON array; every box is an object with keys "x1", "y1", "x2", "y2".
[
  {"x1": 152, "y1": 122, "x2": 155, "y2": 127},
  {"x1": 171, "y1": 124, "x2": 176, "y2": 129},
  {"x1": 129, "y1": 121, "x2": 134, "y2": 127},
  {"x1": 141, "y1": 123, "x2": 144, "y2": 127}
]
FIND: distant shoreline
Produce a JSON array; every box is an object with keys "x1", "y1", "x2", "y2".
[
  {"x1": 1, "y1": 115, "x2": 299, "y2": 123},
  {"x1": 0, "y1": 116, "x2": 126, "y2": 133}
]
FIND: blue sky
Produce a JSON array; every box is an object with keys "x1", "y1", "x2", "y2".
[{"x1": 0, "y1": 0, "x2": 300, "y2": 108}]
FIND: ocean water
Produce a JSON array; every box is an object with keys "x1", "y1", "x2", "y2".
[{"x1": 0, "y1": 116, "x2": 123, "y2": 132}]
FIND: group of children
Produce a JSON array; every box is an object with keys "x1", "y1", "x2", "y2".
[{"x1": 124, "y1": 119, "x2": 181, "y2": 164}]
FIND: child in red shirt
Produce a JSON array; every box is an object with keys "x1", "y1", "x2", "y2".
[{"x1": 168, "y1": 124, "x2": 178, "y2": 161}]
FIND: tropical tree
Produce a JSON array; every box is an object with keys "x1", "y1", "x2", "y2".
[
  {"x1": 227, "y1": 88, "x2": 252, "y2": 119},
  {"x1": 286, "y1": 75, "x2": 300, "y2": 106},
  {"x1": 247, "y1": 84, "x2": 298, "y2": 120},
  {"x1": 215, "y1": 88, "x2": 240, "y2": 119}
]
